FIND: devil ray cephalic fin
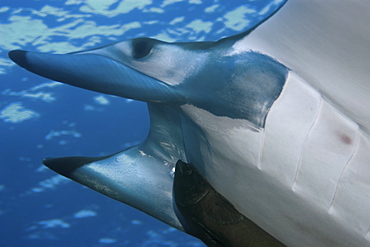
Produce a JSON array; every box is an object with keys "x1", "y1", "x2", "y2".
[
  {"x1": 8, "y1": 50, "x2": 184, "y2": 103},
  {"x1": 42, "y1": 102, "x2": 188, "y2": 231},
  {"x1": 43, "y1": 145, "x2": 184, "y2": 230}
]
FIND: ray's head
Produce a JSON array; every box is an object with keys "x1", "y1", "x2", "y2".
[{"x1": 9, "y1": 33, "x2": 288, "y2": 127}]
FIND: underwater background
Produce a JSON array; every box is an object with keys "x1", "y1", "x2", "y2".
[{"x1": 0, "y1": 0, "x2": 282, "y2": 246}]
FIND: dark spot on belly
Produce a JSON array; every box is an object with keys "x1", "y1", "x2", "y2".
[{"x1": 340, "y1": 134, "x2": 352, "y2": 144}]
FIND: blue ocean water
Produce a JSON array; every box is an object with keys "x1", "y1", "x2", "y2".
[{"x1": 0, "y1": 0, "x2": 280, "y2": 246}]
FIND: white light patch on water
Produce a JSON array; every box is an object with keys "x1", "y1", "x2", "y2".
[
  {"x1": 169, "y1": 16, "x2": 184, "y2": 25},
  {"x1": 161, "y1": 0, "x2": 183, "y2": 8},
  {"x1": 66, "y1": 0, "x2": 84, "y2": 5},
  {"x1": 0, "y1": 57, "x2": 14, "y2": 74},
  {"x1": 80, "y1": 0, "x2": 120, "y2": 14},
  {"x1": 31, "y1": 5, "x2": 88, "y2": 19},
  {"x1": 84, "y1": 105, "x2": 96, "y2": 111},
  {"x1": 151, "y1": 31, "x2": 177, "y2": 42},
  {"x1": 259, "y1": 0, "x2": 285, "y2": 15},
  {"x1": 205, "y1": 4, "x2": 219, "y2": 13},
  {"x1": 189, "y1": 0, "x2": 202, "y2": 4},
  {"x1": 99, "y1": 238, "x2": 117, "y2": 244},
  {"x1": 37, "y1": 21, "x2": 142, "y2": 51},
  {"x1": 74, "y1": 209, "x2": 97, "y2": 218},
  {"x1": 0, "y1": 102, "x2": 39, "y2": 123},
  {"x1": 39, "y1": 22, "x2": 139, "y2": 52},
  {"x1": 223, "y1": 5, "x2": 255, "y2": 31},
  {"x1": 2, "y1": 89, "x2": 55, "y2": 103},
  {"x1": 0, "y1": 15, "x2": 48, "y2": 50},
  {"x1": 0, "y1": 7, "x2": 9, "y2": 13},
  {"x1": 30, "y1": 81, "x2": 63, "y2": 91},
  {"x1": 185, "y1": 19, "x2": 213, "y2": 33},
  {"x1": 131, "y1": 219, "x2": 142, "y2": 225},
  {"x1": 25, "y1": 92, "x2": 55, "y2": 102},
  {"x1": 2, "y1": 82, "x2": 62, "y2": 102},
  {"x1": 53, "y1": 21, "x2": 110, "y2": 40},
  {"x1": 38, "y1": 219, "x2": 71, "y2": 229},
  {"x1": 145, "y1": 7, "x2": 165, "y2": 13},
  {"x1": 35, "y1": 166, "x2": 48, "y2": 172},
  {"x1": 30, "y1": 175, "x2": 69, "y2": 193},
  {"x1": 80, "y1": 0, "x2": 153, "y2": 17},
  {"x1": 0, "y1": 5, "x2": 144, "y2": 57},
  {"x1": 94, "y1": 95, "x2": 110, "y2": 105},
  {"x1": 45, "y1": 130, "x2": 82, "y2": 140}
]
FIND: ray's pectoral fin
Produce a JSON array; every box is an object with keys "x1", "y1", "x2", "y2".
[
  {"x1": 41, "y1": 103, "x2": 188, "y2": 231},
  {"x1": 42, "y1": 144, "x2": 184, "y2": 231},
  {"x1": 173, "y1": 160, "x2": 286, "y2": 247}
]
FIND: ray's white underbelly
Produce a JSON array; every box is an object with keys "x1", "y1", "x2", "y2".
[{"x1": 182, "y1": 71, "x2": 370, "y2": 246}]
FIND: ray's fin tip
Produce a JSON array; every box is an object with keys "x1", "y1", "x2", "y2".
[
  {"x1": 42, "y1": 156, "x2": 87, "y2": 178},
  {"x1": 8, "y1": 50, "x2": 28, "y2": 67}
]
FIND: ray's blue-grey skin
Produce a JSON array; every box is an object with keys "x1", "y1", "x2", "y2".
[{"x1": 8, "y1": 0, "x2": 370, "y2": 246}]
